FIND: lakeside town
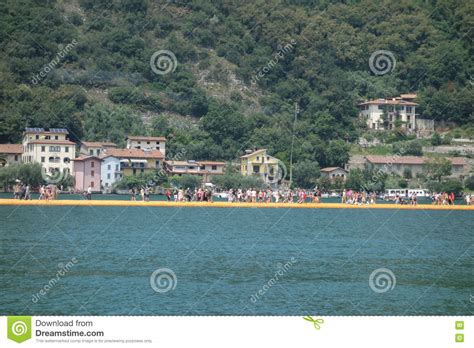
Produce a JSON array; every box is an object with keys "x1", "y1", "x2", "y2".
[{"x1": 0, "y1": 94, "x2": 473, "y2": 204}]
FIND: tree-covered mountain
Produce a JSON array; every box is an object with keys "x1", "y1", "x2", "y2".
[{"x1": 0, "y1": 0, "x2": 472, "y2": 168}]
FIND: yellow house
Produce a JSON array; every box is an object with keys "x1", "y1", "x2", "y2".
[
  {"x1": 104, "y1": 148, "x2": 164, "y2": 176},
  {"x1": 240, "y1": 149, "x2": 281, "y2": 184}
]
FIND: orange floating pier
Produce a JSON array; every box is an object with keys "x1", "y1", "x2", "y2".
[{"x1": 0, "y1": 199, "x2": 472, "y2": 210}]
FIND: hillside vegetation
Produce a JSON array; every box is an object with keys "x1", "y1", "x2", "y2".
[{"x1": 0, "y1": 0, "x2": 472, "y2": 168}]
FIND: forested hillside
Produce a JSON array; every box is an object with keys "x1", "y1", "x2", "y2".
[{"x1": 0, "y1": 0, "x2": 472, "y2": 168}]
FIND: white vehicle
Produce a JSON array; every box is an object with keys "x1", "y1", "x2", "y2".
[{"x1": 384, "y1": 189, "x2": 430, "y2": 199}]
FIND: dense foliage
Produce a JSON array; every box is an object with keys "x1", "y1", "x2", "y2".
[{"x1": 0, "y1": 0, "x2": 472, "y2": 174}]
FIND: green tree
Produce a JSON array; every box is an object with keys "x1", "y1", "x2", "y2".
[
  {"x1": 292, "y1": 160, "x2": 320, "y2": 188},
  {"x1": 424, "y1": 158, "x2": 452, "y2": 182}
]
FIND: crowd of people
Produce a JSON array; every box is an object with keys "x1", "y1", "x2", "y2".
[{"x1": 12, "y1": 182, "x2": 31, "y2": 200}]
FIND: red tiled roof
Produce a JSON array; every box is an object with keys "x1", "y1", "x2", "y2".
[
  {"x1": 126, "y1": 136, "x2": 166, "y2": 141},
  {"x1": 0, "y1": 144, "x2": 23, "y2": 154},
  {"x1": 198, "y1": 161, "x2": 226, "y2": 166},
  {"x1": 72, "y1": 155, "x2": 101, "y2": 161},
  {"x1": 105, "y1": 148, "x2": 164, "y2": 159},
  {"x1": 366, "y1": 155, "x2": 466, "y2": 166},
  {"x1": 28, "y1": 140, "x2": 76, "y2": 145}
]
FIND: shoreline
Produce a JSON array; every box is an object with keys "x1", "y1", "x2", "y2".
[{"x1": 0, "y1": 199, "x2": 473, "y2": 210}]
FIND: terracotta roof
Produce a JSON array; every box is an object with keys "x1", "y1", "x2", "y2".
[
  {"x1": 105, "y1": 148, "x2": 164, "y2": 159},
  {"x1": 126, "y1": 136, "x2": 166, "y2": 141},
  {"x1": 321, "y1": 167, "x2": 347, "y2": 172},
  {"x1": 0, "y1": 144, "x2": 23, "y2": 154},
  {"x1": 199, "y1": 161, "x2": 226, "y2": 166},
  {"x1": 165, "y1": 160, "x2": 225, "y2": 166},
  {"x1": 73, "y1": 155, "x2": 101, "y2": 161},
  {"x1": 81, "y1": 141, "x2": 117, "y2": 147},
  {"x1": 358, "y1": 99, "x2": 418, "y2": 106},
  {"x1": 365, "y1": 155, "x2": 466, "y2": 166},
  {"x1": 28, "y1": 140, "x2": 76, "y2": 145}
]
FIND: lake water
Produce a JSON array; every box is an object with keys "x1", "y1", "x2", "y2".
[{"x1": 0, "y1": 205, "x2": 472, "y2": 315}]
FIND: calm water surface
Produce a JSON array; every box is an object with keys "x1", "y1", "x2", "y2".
[{"x1": 0, "y1": 205, "x2": 472, "y2": 315}]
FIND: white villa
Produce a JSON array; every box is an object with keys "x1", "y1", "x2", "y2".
[
  {"x1": 126, "y1": 136, "x2": 166, "y2": 156},
  {"x1": 358, "y1": 94, "x2": 417, "y2": 131},
  {"x1": 21, "y1": 127, "x2": 75, "y2": 177}
]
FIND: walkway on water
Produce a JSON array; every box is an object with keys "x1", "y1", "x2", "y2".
[{"x1": 0, "y1": 199, "x2": 473, "y2": 210}]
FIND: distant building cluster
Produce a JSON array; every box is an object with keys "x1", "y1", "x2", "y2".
[{"x1": 0, "y1": 128, "x2": 291, "y2": 192}]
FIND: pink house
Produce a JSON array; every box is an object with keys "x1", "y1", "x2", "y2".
[{"x1": 73, "y1": 156, "x2": 102, "y2": 193}]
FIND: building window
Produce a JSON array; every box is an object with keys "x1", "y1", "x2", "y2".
[
  {"x1": 41, "y1": 146, "x2": 45, "y2": 152},
  {"x1": 147, "y1": 141, "x2": 150, "y2": 144},
  {"x1": 89, "y1": 149, "x2": 93, "y2": 155},
  {"x1": 407, "y1": 106, "x2": 412, "y2": 113},
  {"x1": 41, "y1": 156, "x2": 45, "y2": 163},
  {"x1": 212, "y1": 165, "x2": 217, "y2": 170},
  {"x1": 91, "y1": 170, "x2": 95, "y2": 177},
  {"x1": 49, "y1": 146, "x2": 60, "y2": 152},
  {"x1": 256, "y1": 156, "x2": 259, "y2": 161},
  {"x1": 107, "y1": 164, "x2": 111, "y2": 170},
  {"x1": 107, "y1": 173, "x2": 111, "y2": 179},
  {"x1": 63, "y1": 157, "x2": 70, "y2": 163},
  {"x1": 378, "y1": 105, "x2": 384, "y2": 110},
  {"x1": 14, "y1": 155, "x2": 18, "y2": 161},
  {"x1": 55, "y1": 135, "x2": 58, "y2": 140},
  {"x1": 96, "y1": 149, "x2": 100, "y2": 156},
  {"x1": 65, "y1": 146, "x2": 69, "y2": 153},
  {"x1": 91, "y1": 181, "x2": 94, "y2": 188},
  {"x1": 115, "y1": 164, "x2": 119, "y2": 171},
  {"x1": 35, "y1": 134, "x2": 39, "y2": 139},
  {"x1": 156, "y1": 146, "x2": 159, "y2": 150},
  {"x1": 137, "y1": 146, "x2": 141, "y2": 149},
  {"x1": 91, "y1": 161, "x2": 95, "y2": 168}
]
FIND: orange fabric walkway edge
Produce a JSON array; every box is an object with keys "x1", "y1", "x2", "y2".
[{"x1": 0, "y1": 199, "x2": 473, "y2": 210}]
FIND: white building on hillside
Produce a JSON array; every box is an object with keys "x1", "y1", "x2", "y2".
[
  {"x1": 358, "y1": 95, "x2": 417, "y2": 131},
  {"x1": 22, "y1": 127, "x2": 75, "y2": 177},
  {"x1": 126, "y1": 136, "x2": 166, "y2": 156}
]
